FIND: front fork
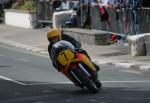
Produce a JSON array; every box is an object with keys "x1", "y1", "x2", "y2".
[{"x1": 70, "y1": 63, "x2": 98, "y2": 86}]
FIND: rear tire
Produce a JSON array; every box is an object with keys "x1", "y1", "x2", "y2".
[{"x1": 72, "y1": 68, "x2": 99, "y2": 93}]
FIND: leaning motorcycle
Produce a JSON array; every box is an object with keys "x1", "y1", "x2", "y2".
[{"x1": 51, "y1": 40, "x2": 101, "y2": 93}]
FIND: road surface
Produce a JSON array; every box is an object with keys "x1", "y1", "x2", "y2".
[{"x1": 0, "y1": 43, "x2": 150, "y2": 103}]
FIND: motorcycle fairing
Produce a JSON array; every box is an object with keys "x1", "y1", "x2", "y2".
[{"x1": 57, "y1": 49, "x2": 96, "y2": 85}]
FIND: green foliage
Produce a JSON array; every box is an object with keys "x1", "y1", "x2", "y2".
[
  {"x1": 11, "y1": 2, "x2": 22, "y2": 9},
  {"x1": 11, "y1": 0, "x2": 36, "y2": 11},
  {"x1": 20, "y1": 1, "x2": 36, "y2": 11}
]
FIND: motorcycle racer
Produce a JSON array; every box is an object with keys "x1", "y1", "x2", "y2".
[{"x1": 47, "y1": 28, "x2": 100, "y2": 72}]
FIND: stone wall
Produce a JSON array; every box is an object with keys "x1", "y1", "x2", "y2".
[
  {"x1": 127, "y1": 33, "x2": 150, "y2": 56},
  {"x1": 62, "y1": 28, "x2": 110, "y2": 45}
]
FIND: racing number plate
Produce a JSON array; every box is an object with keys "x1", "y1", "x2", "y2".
[{"x1": 57, "y1": 50, "x2": 75, "y2": 66}]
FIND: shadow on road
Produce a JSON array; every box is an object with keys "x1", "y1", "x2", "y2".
[{"x1": 0, "y1": 80, "x2": 150, "y2": 103}]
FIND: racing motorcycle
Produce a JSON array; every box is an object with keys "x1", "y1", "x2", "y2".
[{"x1": 51, "y1": 40, "x2": 101, "y2": 93}]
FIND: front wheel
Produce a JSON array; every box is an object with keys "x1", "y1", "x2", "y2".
[
  {"x1": 72, "y1": 68, "x2": 99, "y2": 93},
  {"x1": 93, "y1": 78, "x2": 102, "y2": 89}
]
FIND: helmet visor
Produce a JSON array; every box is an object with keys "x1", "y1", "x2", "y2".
[{"x1": 50, "y1": 36, "x2": 60, "y2": 44}]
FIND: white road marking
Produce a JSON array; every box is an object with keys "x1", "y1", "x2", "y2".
[
  {"x1": 32, "y1": 48, "x2": 45, "y2": 52},
  {"x1": 0, "y1": 43, "x2": 49, "y2": 58},
  {"x1": 17, "y1": 58, "x2": 28, "y2": 62},
  {"x1": 113, "y1": 62, "x2": 135, "y2": 69},
  {"x1": 0, "y1": 74, "x2": 150, "y2": 86},
  {"x1": 22, "y1": 80, "x2": 150, "y2": 86},
  {"x1": 0, "y1": 37, "x2": 47, "y2": 55},
  {"x1": 101, "y1": 81, "x2": 150, "y2": 83},
  {"x1": 139, "y1": 66, "x2": 150, "y2": 71},
  {"x1": 59, "y1": 80, "x2": 150, "y2": 83},
  {"x1": 39, "y1": 51, "x2": 48, "y2": 54},
  {"x1": 119, "y1": 69, "x2": 142, "y2": 74},
  {"x1": 0, "y1": 75, "x2": 26, "y2": 85},
  {"x1": 24, "y1": 82, "x2": 66, "y2": 85}
]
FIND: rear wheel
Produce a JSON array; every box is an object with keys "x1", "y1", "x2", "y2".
[{"x1": 72, "y1": 68, "x2": 99, "y2": 93}]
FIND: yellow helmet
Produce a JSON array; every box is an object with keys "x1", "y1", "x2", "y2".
[{"x1": 47, "y1": 28, "x2": 62, "y2": 41}]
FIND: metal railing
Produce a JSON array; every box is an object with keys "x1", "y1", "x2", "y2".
[
  {"x1": 35, "y1": 0, "x2": 53, "y2": 26},
  {"x1": 89, "y1": 6, "x2": 150, "y2": 35}
]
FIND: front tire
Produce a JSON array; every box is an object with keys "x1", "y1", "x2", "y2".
[
  {"x1": 72, "y1": 68, "x2": 99, "y2": 93},
  {"x1": 93, "y1": 78, "x2": 102, "y2": 89}
]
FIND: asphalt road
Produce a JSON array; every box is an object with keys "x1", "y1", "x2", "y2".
[{"x1": 0, "y1": 43, "x2": 150, "y2": 103}]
